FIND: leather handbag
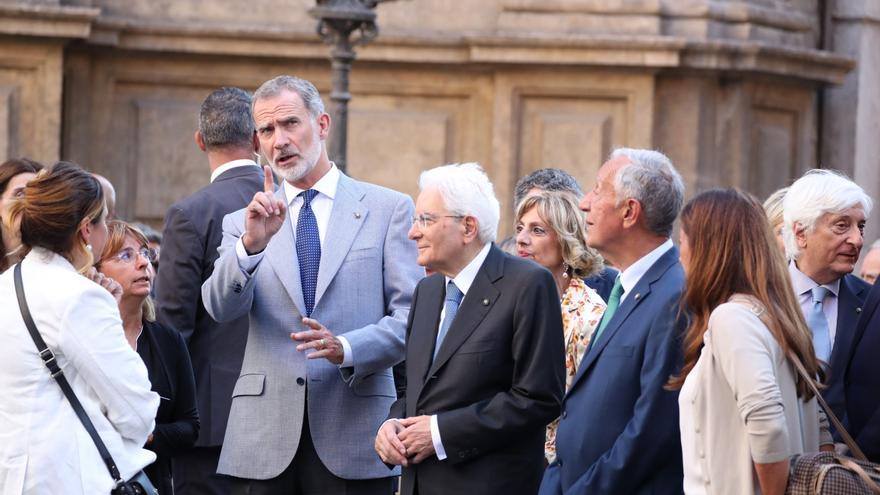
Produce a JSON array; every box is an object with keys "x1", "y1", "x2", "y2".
[
  {"x1": 735, "y1": 295, "x2": 880, "y2": 494},
  {"x1": 13, "y1": 263, "x2": 159, "y2": 495}
]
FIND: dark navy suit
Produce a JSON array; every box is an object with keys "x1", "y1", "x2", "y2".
[
  {"x1": 539, "y1": 246, "x2": 686, "y2": 495},
  {"x1": 583, "y1": 267, "x2": 619, "y2": 303},
  {"x1": 824, "y1": 273, "x2": 870, "y2": 426},
  {"x1": 844, "y1": 280, "x2": 880, "y2": 461}
]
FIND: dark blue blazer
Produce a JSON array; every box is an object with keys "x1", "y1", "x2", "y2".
[
  {"x1": 824, "y1": 273, "x2": 870, "y2": 426},
  {"x1": 583, "y1": 267, "x2": 619, "y2": 303},
  {"x1": 154, "y1": 165, "x2": 264, "y2": 446},
  {"x1": 539, "y1": 246, "x2": 686, "y2": 495},
  {"x1": 844, "y1": 280, "x2": 880, "y2": 461}
]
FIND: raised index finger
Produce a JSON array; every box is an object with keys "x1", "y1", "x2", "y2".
[{"x1": 263, "y1": 165, "x2": 275, "y2": 194}]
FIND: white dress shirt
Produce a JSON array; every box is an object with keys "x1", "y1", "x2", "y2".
[
  {"x1": 210, "y1": 158, "x2": 260, "y2": 183},
  {"x1": 430, "y1": 242, "x2": 493, "y2": 461},
  {"x1": 788, "y1": 261, "x2": 840, "y2": 344},
  {"x1": 618, "y1": 239, "x2": 673, "y2": 304},
  {"x1": 234, "y1": 165, "x2": 356, "y2": 365}
]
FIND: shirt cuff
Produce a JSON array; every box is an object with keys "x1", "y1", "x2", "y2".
[
  {"x1": 337, "y1": 335, "x2": 353, "y2": 368},
  {"x1": 430, "y1": 414, "x2": 446, "y2": 461},
  {"x1": 235, "y1": 237, "x2": 264, "y2": 273}
]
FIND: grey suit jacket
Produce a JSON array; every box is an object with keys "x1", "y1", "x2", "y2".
[{"x1": 202, "y1": 172, "x2": 422, "y2": 480}]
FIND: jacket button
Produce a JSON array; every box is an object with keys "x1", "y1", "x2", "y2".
[{"x1": 296, "y1": 377, "x2": 305, "y2": 386}]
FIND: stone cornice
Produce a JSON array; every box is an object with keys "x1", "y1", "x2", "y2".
[
  {"x1": 0, "y1": 4, "x2": 100, "y2": 39},
  {"x1": 84, "y1": 16, "x2": 853, "y2": 85}
]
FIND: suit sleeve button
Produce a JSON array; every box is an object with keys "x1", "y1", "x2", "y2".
[{"x1": 296, "y1": 377, "x2": 305, "y2": 386}]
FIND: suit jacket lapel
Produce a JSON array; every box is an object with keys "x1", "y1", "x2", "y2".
[
  {"x1": 265, "y1": 187, "x2": 306, "y2": 316},
  {"x1": 313, "y1": 173, "x2": 367, "y2": 309},
  {"x1": 427, "y1": 246, "x2": 502, "y2": 377},
  {"x1": 408, "y1": 275, "x2": 444, "y2": 402},
  {"x1": 570, "y1": 247, "x2": 679, "y2": 391},
  {"x1": 846, "y1": 282, "x2": 880, "y2": 376},
  {"x1": 834, "y1": 275, "x2": 867, "y2": 367}
]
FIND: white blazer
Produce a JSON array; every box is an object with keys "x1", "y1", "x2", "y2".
[{"x1": 0, "y1": 248, "x2": 159, "y2": 495}]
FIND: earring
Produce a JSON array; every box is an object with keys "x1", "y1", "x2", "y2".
[
  {"x1": 562, "y1": 263, "x2": 570, "y2": 279},
  {"x1": 86, "y1": 244, "x2": 92, "y2": 252}
]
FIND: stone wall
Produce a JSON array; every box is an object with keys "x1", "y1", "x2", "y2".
[{"x1": 2, "y1": 0, "x2": 874, "y2": 240}]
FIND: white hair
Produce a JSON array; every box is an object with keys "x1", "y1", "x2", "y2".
[
  {"x1": 418, "y1": 162, "x2": 500, "y2": 244},
  {"x1": 609, "y1": 148, "x2": 685, "y2": 237},
  {"x1": 782, "y1": 169, "x2": 873, "y2": 259}
]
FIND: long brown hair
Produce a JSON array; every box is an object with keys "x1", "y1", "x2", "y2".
[
  {"x1": 0, "y1": 158, "x2": 44, "y2": 271},
  {"x1": 95, "y1": 220, "x2": 156, "y2": 322},
  {"x1": 9, "y1": 161, "x2": 104, "y2": 272},
  {"x1": 667, "y1": 188, "x2": 822, "y2": 399}
]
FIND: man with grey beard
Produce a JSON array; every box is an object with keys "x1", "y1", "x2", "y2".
[{"x1": 202, "y1": 75, "x2": 422, "y2": 495}]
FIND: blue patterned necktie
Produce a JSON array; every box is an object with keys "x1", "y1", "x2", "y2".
[
  {"x1": 296, "y1": 189, "x2": 321, "y2": 317},
  {"x1": 434, "y1": 281, "x2": 464, "y2": 361},
  {"x1": 806, "y1": 286, "x2": 832, "y2": 362}
]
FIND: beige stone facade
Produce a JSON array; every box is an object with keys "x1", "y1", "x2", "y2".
[{"x1": 1, "y1": 0, "x2": 878, "y2": 239}]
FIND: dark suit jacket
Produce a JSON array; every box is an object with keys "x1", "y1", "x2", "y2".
[
  {"x1": 540, "y1": 246, "x2": 686, "y2": 495},
  {"x1": 845, "y1": 280, "x2": 880, "y2": 461},
  {"x1": 138, "y1": 320, "x2": 199, "y2": 495},
  {"x1": 583, "y1": 267, "x2": 619, "y2": 303},
  {"x1": 824, "y1": 273, "x2": 871, "y2": 426},
  {"x1": 154, "y1": 164, "x2": 263, "y2": 446},
  {"x1": 389, "y1": 245, "x2": 565, "y2": 495}
]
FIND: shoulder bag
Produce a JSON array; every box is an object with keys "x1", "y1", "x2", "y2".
[{"x1": 14, "y1": 263, "x2": 158, "y2": 495}]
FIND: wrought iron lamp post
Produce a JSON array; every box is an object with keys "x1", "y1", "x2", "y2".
[{"x1": 310, "y1": 0, "x2": 393, "y2": 174}]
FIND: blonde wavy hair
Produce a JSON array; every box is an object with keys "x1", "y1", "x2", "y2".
[
  {"x1": 95, "y1": 220, "x2": 156, "y2": 322},
  {"x1": 515, "y1": 191, "x2": 603, "y2": 279}
]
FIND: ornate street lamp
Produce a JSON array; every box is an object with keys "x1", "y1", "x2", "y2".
[{"x1": 310, "y1": 0, "x2": 394, "y2": 174}]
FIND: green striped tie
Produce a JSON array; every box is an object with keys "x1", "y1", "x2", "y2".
[{"x1": 593, "y1": 277, "x2": 623, "y2": 343}]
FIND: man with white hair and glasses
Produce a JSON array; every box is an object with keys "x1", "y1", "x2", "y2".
[
  {"x1": 783, "y1": 169, "x2": 873, "y2": 427},
  {"x1": 375, "y1": 163, "x2": 565, "y2": 495}
]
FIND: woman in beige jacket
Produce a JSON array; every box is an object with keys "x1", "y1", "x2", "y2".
[{"x1": 668, "y1": 189, "x2": 833, "y2": 495}]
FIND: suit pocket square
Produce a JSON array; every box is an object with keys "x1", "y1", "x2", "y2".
[{"x1": 231, "y1": 373, "x2": 265, "y2": 397}]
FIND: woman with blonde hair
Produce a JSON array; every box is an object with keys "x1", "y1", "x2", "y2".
[
  {"x1": 514, "y1": 190, "x2": 606, "y2": 464},
  {"x1": 96, "y1": 220, "x2": 198, "y2": 495},
  {"x1": 0, "y1": 161, "x2": 158, "y2": 494},
  {"x1": 669, "y1": 188, "x2": 832, "y2": 494}
]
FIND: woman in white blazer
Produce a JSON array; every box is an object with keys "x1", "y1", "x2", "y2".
[
  {"x1": 668, "y1": 189, "x2": 833, "y2": 495},
  {"x1": 0, "y1": 162, "x2": 159, "y2": 494}
]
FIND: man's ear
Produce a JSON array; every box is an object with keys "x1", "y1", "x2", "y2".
[
  {"x1": 794, "y1": 223, "x2": 809, "y2": 249},
  {"x1": 462, "y1": 216, "x2": 479, "y2": 243},
  {"x1": 195, "y1": 131, "x2": 207, "y2": 152},
  {"x1": 317, "y1": 113, "x2": 331, "y2": 140},
  {"x1": 621, "y1": 198, "x2": 642, "y2": 229}
]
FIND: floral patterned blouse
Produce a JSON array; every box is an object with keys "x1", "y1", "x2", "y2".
[{"x1": 545, "y1": 277, "x2": 607, "y2": 464}]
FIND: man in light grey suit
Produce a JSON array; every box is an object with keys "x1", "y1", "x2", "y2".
[{"x1": 202, "y1": 75, "x2": 422, "y2": 494}]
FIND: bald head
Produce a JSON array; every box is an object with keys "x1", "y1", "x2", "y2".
[{"x1": 92, "y1": 174, "x2": 116, "y2": 220}]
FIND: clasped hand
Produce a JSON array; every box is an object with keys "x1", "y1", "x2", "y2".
[{"x1": 374, "y1": 416, "x2": 435, "y2": 467}]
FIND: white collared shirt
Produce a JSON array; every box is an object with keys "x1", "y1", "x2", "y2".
[
  {"x1": 431, "y1": 242, "x2": 493, "y2": 461},
  {"x1": 210, "y1": 158, "x2": 260, "y2": 183},
  {"x1": 234, "y1": 164, "x2": 355, "y2": 365},
  {"x1": 789, "y1": 261, "x2": 840, "y2": 344},
  {"x1": 618, "y1": 239, "x2": 673, "y2": 303}
]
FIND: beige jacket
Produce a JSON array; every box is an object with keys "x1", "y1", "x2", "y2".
[{"x1": 680, "y1": 297, "x2": 832, "y2": 494}]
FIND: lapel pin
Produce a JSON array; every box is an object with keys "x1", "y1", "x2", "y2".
[
  {"x1": 482, "y1": 298, "x2": 490, "y2": 306},
  {"x1": 634, "y1": 293, "x2": 641, "y2": 300},
  {"x1": 857, "y1": 307, "x2": 862, "y2": 313},
  {"x1": 354, "y1": 212, "x2": 361, "y2": 219}
]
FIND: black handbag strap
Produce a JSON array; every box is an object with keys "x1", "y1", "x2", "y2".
[{"x1": 13, "y1": 263, "x2": 125, "y2": 486}]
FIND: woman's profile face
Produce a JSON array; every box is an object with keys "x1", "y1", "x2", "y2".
[
  {"x1": 0, "y1": 172, "x2": 36, "y2": 249},
  {"x1": 679, "y1": 228, "x2": 691, "y2": 275},
  {"x1": 515, "y1": 206, "x2": 564, "y2": 272},
  {"x1": 98, "y1": 234, "x2": 153, "y2": 299}
]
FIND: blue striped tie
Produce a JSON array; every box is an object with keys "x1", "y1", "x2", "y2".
[
  {"x1": 434, "y1": 281, "x2": 463, "y2": 362},
  {"x1": 297, "y1": 190, "x2": 321, "y2": 317}
]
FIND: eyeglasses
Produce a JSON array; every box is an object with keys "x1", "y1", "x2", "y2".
[
  {"x1": 111, "y1": 246, "x2": 158, "y2": 264},
  {"x1": 411, "y1": 213, "x2": 464, "y2": 230}
]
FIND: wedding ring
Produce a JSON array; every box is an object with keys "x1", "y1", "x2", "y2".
[{"x1": 318, "y1": 338, "x2": 326, "y2": 349}]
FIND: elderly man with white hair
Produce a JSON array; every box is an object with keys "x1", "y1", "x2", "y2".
[
  {"x1": 783, "y1": 169, "x2": 873, "y2": 425},
  {"x1": 375, "y1": 163, "x2": 565, "y2": 495}
]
